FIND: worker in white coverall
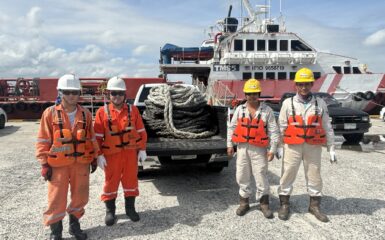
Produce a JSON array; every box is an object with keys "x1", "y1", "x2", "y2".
[
  {"x1": 277, "y1": 68, "x2": 337, "y2": 222},
  {"x1": 227, "y1": 79, "x2": 280, "y2": 219}
]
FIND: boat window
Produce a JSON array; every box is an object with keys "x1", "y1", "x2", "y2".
[
  {"x1": 332, "y1": 66, "x2": 342, "y2": 74},
  {"x1": 266, "y1": 72, "x2": 275, "y2": 80},
  {"x1": 291, "y1": 40, "x2": 312, "y2": 51},
  {"x1": 234, "y1": 39, "x2": 243, "y2": 51},
  {"x1": 278, "y1": 72, "x2": 287, "y2": 80},
  {"x1": 268, "y1": 40, "x2": 277, "y2": 51},
  {"x1": 243, "y1": 72, "x2": 252, "y2": 80},
  {"x1": 246, "y1": 39, "x2": 254, "y2": 51},
  {"x1": 289, "y1": 72, "x2": 296, "y2": 80},
  {"x1": 280, "y1": 40, "x2": 288, "y2": 51},
  {"x1": 343, "y1": 66, "x2": 351, "y2": 74},
  {"x1": 352, "y1": 67, "x2": 361, "y2": 74},
  {"x1": 314, "y1": 72, "x2": 321, "y2": 79},
  {"x1": 254, "y1": 72, "x2": 263, "y2": 79},
  {"x1": 257, "y1": 40, "x2": 266, "y2": 51}
]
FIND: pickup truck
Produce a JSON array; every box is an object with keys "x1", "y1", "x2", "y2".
[
  {"x1": 133, "y1": 83, "x2": 229, "y2": 172},
  {"x1": 271, "y1": 92, "x2": 371, "y2": 144}
]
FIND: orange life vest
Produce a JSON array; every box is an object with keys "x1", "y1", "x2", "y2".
[
  {"x1": 231, "y1": 106, "x2": 269, "y2": 147},
  {"x1": 101, "y1": 104, "x2": 142, "y2": 155},
  {"x1": 47, "y1": 109, "x2": 92, "y2": 167},
  {"x1": 283, "y1": 97, "x2": 327, "y2": 145},
  {"x1": 76, "y1": 111, "x2": 95, "y2": 164}
]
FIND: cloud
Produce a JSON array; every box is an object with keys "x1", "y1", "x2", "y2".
[
  {"x1": 364, "y1": 29, "x2": 385, "y2": 46},
  {"x1": 133, "y1": 45, "x2": 149, "y2": 56}
]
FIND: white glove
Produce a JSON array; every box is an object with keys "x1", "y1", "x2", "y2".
[
  {"x1": 276, "y1": 147, "x2": 283, "y2": 160},
  {"x1": 138, "y1": 150, "x2": 147, "y2": 162},
  {"x1": 328, "y1": 145, "x2": 337, "y2": 163},
  {"x1": 97, "y1": 155, "x2": 107, "y2": 170}
]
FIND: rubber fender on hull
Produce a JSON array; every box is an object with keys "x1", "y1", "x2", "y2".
[
  {"x1": 29, "y1": 102, "x2": 42, "y2": 113},
  {"x1": 15, "y1": 101, "x2": 28, "y2": 111},
  {"x1": 353, "y1": 92, "x2": 365, "y2": 101},
  {"x1": 2, "y1": 103, "x2": 14, "y2": 114},
  {"x1": 364, "y1": 91, "x2": 375, "y2": 101}
]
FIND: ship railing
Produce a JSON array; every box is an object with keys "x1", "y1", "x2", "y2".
[{"x1": 207, "y1": 80, "x2": 236, "y2": 106}]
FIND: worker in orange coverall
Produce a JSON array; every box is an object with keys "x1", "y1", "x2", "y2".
[
  {"x1": 36, "y1": 74, "x2": 99, "y2": 240},
  {"x1": 94, "y1": 76, "x2": 147, "y2": 226}
]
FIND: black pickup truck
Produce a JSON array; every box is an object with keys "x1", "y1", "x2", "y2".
[
  {"x1": 133, "y1": 83, "x2": 229, "y2": 172},
  {"x1": 270, "y1": 92, "x2": 371, "y2": 143}
]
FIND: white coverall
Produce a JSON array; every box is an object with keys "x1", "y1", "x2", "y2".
[
  {"x1": 278, "y1": 94, "x2": 335, "y2": 196},
  {"x1": 227, "y1": 102, "x2": 280, "y2": 200}
]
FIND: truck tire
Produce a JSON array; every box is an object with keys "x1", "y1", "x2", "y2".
[
  {"x1": 0, "y1": 115, "x2": 5, "y2": 129},
  {"x1": 343, "y1": 133, "x2": 364, "y2": 143}
]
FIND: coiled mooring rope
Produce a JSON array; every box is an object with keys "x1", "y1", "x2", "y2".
[{"x1": 143, "y1": 85, "x2": 217, "y2": 138}]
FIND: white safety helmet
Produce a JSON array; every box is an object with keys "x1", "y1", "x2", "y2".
[
  {"x1": 107, "y1": 76, "x2": 126, "y2": 91},
  {"x1": 57, "y1": 74, "x2": 81, "y2": 90}
]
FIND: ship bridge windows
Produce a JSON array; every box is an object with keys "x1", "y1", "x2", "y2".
[
  {"x1": 257, "y1": 40, "x2": 266, "y2": 51},
  {"x1": 352, "y1": 67, "x2": 361, "y2": 74},
  {"x1": 344, "y1": 66, "x2": 351, "y2": 74},
  {"x1": 291, "y1": 40, "x2": 312, "y2": 51},
  {"x1": 243, "y1": 72, "x2": 252, "y2": 80},
  {"x1": 268, "y1": 40, "x2": 277, "y2": 51},
  {"x1": 254, "y1": 72, "x2": 263, "y2": 79},
  {"x1": 266, "y1": 72, "x2": 275, "y2": 80},
  {"x1": 246, "y1": 40, "x2": 254, "y2": 51},
  {"x1": 234, "y1": 39, "x2": 243, "y2": 51},
  {"x1": 278, "y1": 72, "x2": 287, "y2": 80},
  {"x1": 332, "y1": 66, "x2": 342, "y2": 74},
  {"x1": 290, "y1": 72, "x2": 296, "y2": 80},
  {"x1": 314, "y1": 72, "x2": 321, "y2": 79},
  {"x1": 280, "y1": 40, "x2": 288, "y2": 51}
]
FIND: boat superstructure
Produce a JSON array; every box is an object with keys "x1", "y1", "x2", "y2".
[{"x1": 160, "y1": 0, "x2": 385, "y2": 113}]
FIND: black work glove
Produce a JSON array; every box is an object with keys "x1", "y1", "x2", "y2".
[
  {"x1": 41, "y1": 163, "x2": 52, "y2": 181},
  {"x1": 90, "y1": 159, "x2": 97, "y2": 173}
]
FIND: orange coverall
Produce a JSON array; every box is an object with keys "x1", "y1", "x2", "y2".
[
  {"x1": 94, "y1": 103, "x2": 147, "y2": 202},
  {"x1": 36, "y1": 104, "x2": 99, "y2": 226}
]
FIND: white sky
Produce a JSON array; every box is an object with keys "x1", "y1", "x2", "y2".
[{"x1": 0, "y1": 0, "x2": 384, "y2": 79}]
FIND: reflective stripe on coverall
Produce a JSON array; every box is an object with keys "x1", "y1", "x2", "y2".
[
  {"x1": 94, "y1": 103, "x2": 147, "y2": 201},
  {"x1": 36, "y1": 104, "x2": 99, "y2": 226},
  {"x1": 278, "y1": 94, "x2": 334, "y2": 196},
  {"x1": 227, "y1": 103, "x2": 280, "y2": 200}
]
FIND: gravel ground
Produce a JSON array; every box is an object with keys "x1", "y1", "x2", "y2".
[{"x1": 0, "y1": 119, "x2": 384, "y2": 240}]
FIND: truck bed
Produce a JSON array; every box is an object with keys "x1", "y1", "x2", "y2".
[{"x1": 142, "y1": 105, "x2": 228, "y2": 157}]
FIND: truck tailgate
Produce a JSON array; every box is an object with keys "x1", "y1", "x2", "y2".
[{"x1": 146, "y1": 137, "x2": 227, "y2": 156}]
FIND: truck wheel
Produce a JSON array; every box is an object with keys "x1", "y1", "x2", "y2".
[
  {"x1": 0, "y1": 115, "x2": 5, "y2": 129},
  {"x1": 343, "y1": 133, "x2": 364, "y2": 143}
]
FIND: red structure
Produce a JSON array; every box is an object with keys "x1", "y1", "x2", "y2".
[{"x1": 0, "y1": 77, "x2": 166, "y2": 119}]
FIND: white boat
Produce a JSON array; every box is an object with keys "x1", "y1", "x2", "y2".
[{"x1": 159, "y1": 0, "x2": 385, "y2": 113}]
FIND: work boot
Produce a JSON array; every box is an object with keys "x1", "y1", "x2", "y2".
[
  {"x1": 49, "y1": 220, "x2": 63, "y2": 240},
  {"x1": 105, "y1": 199, "x2": 117, "y2": 226},
  {"x1": 309, "y1": 196, "x2": 329, "y2": 222},
  {"x1": 125, "y1": 196, "x2": 140, "y2": 222},
  {"x1": 68, "y1": 214, "x2": 87, "y2": 240},
  {"x1": 236, "y1": 196, "x2": 250, "y2": 216},
  {"x1": 278, "y1": 195, "x2": 290, "y2": 220},
  {"x1": 259, "y1": 195, "x2": 273, "y2": 219}
]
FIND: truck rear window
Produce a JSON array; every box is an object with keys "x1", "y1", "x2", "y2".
[{"x1": 139, "y1": 87, "x2": 151, "y2": 102}]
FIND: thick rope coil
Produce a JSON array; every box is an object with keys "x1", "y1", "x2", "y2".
[{"x1": 143, "y1": 84, "x2": 217, "y2": 138}]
